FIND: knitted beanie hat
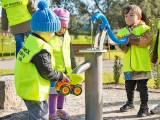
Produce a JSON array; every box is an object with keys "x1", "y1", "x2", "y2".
[
  {"x1": 53, "y1": 8, "x2": 70, "y2": 28},
  {"x1": 31, "y1": 1, "x2": 61, "y2": 32}
]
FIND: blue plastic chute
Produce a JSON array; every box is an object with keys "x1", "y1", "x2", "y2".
[{"x1": 91, "y1": 12, "x2": 128, "y2": 44}]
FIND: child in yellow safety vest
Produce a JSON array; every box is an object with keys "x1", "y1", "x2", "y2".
[
  {"x1": 115, "y1": 4, "x2": 152, "y2": 117},
  {"x1": 48, "y1": 8, "x2": 77, "y2": 120},
  {"x1": 1, "y1": 0, "x2": 36, "y2": 56},
  {"x1": 14, "y1": 1, "x2": 70, "y2": 120}
]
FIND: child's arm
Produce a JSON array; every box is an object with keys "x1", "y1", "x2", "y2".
[
  {"x1": 27, "y1": 0, "x2": 37, "y2": 15},
  {"x1": 127, "y1": 30, "x2": 151, "y2": 47},
  {"x1": 114, "y1": 35, "x2": 130, "y2": 53},
  {"x1": 115, "y1": 44, "x2": 129, "y2": 53},
  {"x1": 31, "y1": 49, "x2": 65, "y2": 81},
  {"x1": 151, "y1": 30, "x2": 159, "y2": 64},
  {"x1": 1, "y1": 8, "x2": 9, "y2": 37}
]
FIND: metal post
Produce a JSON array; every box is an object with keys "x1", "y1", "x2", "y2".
[
  {"x1": 85, "y1": 52, "x2": 103, "y2": 120},
  {"x1": 80, "y1": 49, "x2": 106, "y2": 120},
  {"x1": 1, "y1": 38, "x2": 4, "y2": 60}
]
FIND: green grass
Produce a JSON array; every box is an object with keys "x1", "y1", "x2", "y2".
[
  {"x1": 0, "y1": 35, "x2": 15, "y2": 56},
  {"x1": 70, "y1": 35, "x2": 124, "y2": 60},
  {"x1": 103, "y1": 72, "x2": 124, "y2": 84},
  {"x1": 0, "y1": 35, "x2": 92, "y2": 55},
  {"x1": 103, "y1": 72, "x2": 155, "y2": 87},
  {"x1": 71, "y1": 35, "x2": 92, "y2": 44},
  {"x1": 0, "y1": 35, "x2": 123, "y2": 60},
  {"x1": 0, "y1": 69, "x2": 14, "y2": 75},
  {"x1": 103, "y1": 50, "x2": 124, "y2": 60}
]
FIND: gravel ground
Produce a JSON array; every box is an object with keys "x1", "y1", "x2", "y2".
[{"x1": 0, "y1": 84, "x2": 160, "y2": 120}]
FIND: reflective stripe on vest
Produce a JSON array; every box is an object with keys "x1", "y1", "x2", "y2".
[
  {"x1": 15, "y1": 35, "x2": 53, "y2": 101},
  {"x1": 2, "y1": 0, "x2": 31, "y2": 26},
  {"x1": 49, "y1": 31, "x2": 72, "y2": 73},
  {"x1": 117, "y1": 25, "x2": 151, "y2": 72}
]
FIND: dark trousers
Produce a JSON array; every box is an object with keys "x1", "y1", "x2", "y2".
[{"x1": 125, "y1": 79, "x2": 148, "y2": 106}]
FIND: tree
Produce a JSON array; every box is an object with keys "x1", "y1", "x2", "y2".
[{"x1": 50, "y1": 0, "x2": 160, "y2": 34}]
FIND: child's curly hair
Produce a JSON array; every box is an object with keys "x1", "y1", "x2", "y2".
[{"x1": 122, "y1": 4, "x2": 150, "y2": 26}]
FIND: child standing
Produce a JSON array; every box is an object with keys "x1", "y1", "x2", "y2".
[
  {"x1": 1, "y1": 0, "x2": 36, "y2": 55},
  {"x1": 115, "y1": 5, "x2": 152, "y2": 117},
  {"x1": 48, "y1": 8, "x2": 77, "y2": 120},
  {"x1": 14, "y1": 1, "x2": 70, "y2": 120},
  {"x1": 150, "y1": 20, "x2": 160, "y2": 114}
]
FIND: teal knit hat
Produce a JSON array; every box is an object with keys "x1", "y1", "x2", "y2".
[{"x1": 31, "y1": 0, "x2": 61, "y2": 32}]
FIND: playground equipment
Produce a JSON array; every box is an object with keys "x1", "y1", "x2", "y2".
[
  {"x1": 54, "y1": 74, "x2": 84, "y2": 96},
  {"x1": 72, "y1": 12, "x2": 128, "y2": 120},
  {"x1": 92, "y1": 12, "x2": 129, "y2": 50}
]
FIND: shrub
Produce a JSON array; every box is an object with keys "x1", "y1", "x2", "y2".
[{"x1": 113, "y1": 55, "x2": 122, "y2": 84}]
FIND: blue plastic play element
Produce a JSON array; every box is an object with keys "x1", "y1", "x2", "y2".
[{"x1": 91, "y1": 12, "x2": 128, "y2": 44}]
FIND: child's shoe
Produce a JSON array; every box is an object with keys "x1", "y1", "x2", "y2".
[
  {"x1": 56, "y1": 109, "x2": 70, "y2": 120},
  {"x1": 137, "y1": 105, "x2": 149, "y2": 117},
  {"x1": 150, "y1": 104, "x2": 160, "y2": 114},
  {"x1": 120, "y1": 102, "x2": 135, "y2": 112},
  {"x1": 49, "y1": 113, "x2": 61, "y2": 120}
]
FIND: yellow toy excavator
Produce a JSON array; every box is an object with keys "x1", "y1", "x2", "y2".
[{"x1": 54, "y1": 74, "x2": 84, "y2": 96}]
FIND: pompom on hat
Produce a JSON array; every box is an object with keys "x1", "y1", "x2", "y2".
[
  {"x1": 53, "y1": 8, "x2": 70, "y2": 28},
  {"x1": 31, "y1": 0, "x2": 61, "y2": 32}
]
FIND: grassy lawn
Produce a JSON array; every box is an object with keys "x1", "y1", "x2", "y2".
[
  {"x1": 71, "y1": 35, "x2": 92, "y2": 44},
  {"x1": 0, "y1": 35, "x2": 15, "y2": 57},
  {"x1": 103, "y1": 72, "x2": 155, "y2": 87},
  {"x1": 0, "y1": 69, "x2": 14, "y2": 75},
  {"x1": 103, "y1": 50, "x2": 124, "y2": 60},
  {"x1": 0, "y1": 35, "x2": 124, "y2": 60}
]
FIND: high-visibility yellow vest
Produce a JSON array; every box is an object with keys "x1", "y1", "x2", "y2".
[
  {"x1": 14, "y1": 34, "x2": 54, "y2": 101},
  {"x1": 49, "y1": 31, "x2": 72, "y2": 73},
  {"x1": 2, "y1": 0, "x2": 31, "y2": 26},
  {"x1": 117, "y1": 25, "x2": 151, "y2": 72}
]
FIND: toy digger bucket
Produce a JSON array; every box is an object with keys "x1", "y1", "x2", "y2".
[{"x1": 67, "y1": 73, "x2": 84, "y2": 85}]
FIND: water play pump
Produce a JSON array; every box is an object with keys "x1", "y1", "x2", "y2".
[
  {"x1": 72, "y1": 12, "x2": 128, "y2": 120},
  {"x1": 92, "y1": 12, "x2": 128, "y2": 46}
]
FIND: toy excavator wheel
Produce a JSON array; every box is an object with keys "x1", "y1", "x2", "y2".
[
  {"x1": 60, "y1": 85, "x2": 70, "y2": 95},
  {"x1": 73, "y1": 86, "x2": 82, "y2": 96}
]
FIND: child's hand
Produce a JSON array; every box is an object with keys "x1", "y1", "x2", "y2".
[
  {"x1": 61, "y1": 73, "x2": 70, "y2": 82},
  {"x1": 128, "y1": 33, "x2": 140, "y2": 46},
  {"x1": 124, "y1": 39, "x2": 129, "y2": 46},
  {"x1": 151, "y1": 56, "x2": 158, "y2": 64},
  {"x1": 129, "y1": 33, "x2": 140, "y2": 40},
  {"x1": 2, "y1": 30, "x2": 9, "y2": 38}
]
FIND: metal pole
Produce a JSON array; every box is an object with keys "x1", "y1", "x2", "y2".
[
  {"x1": 107, "y1": 35, "x2": 111, "y2": 60},
  {"x1": 84, "y1": 52, "x2": 103, "y2": 120},
  {"x1": 1, "y1": 38, "x2": 4, "y2": 60},
  {"x1": 72, "y1": 61, "x2": 91, "y2": 74}
]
